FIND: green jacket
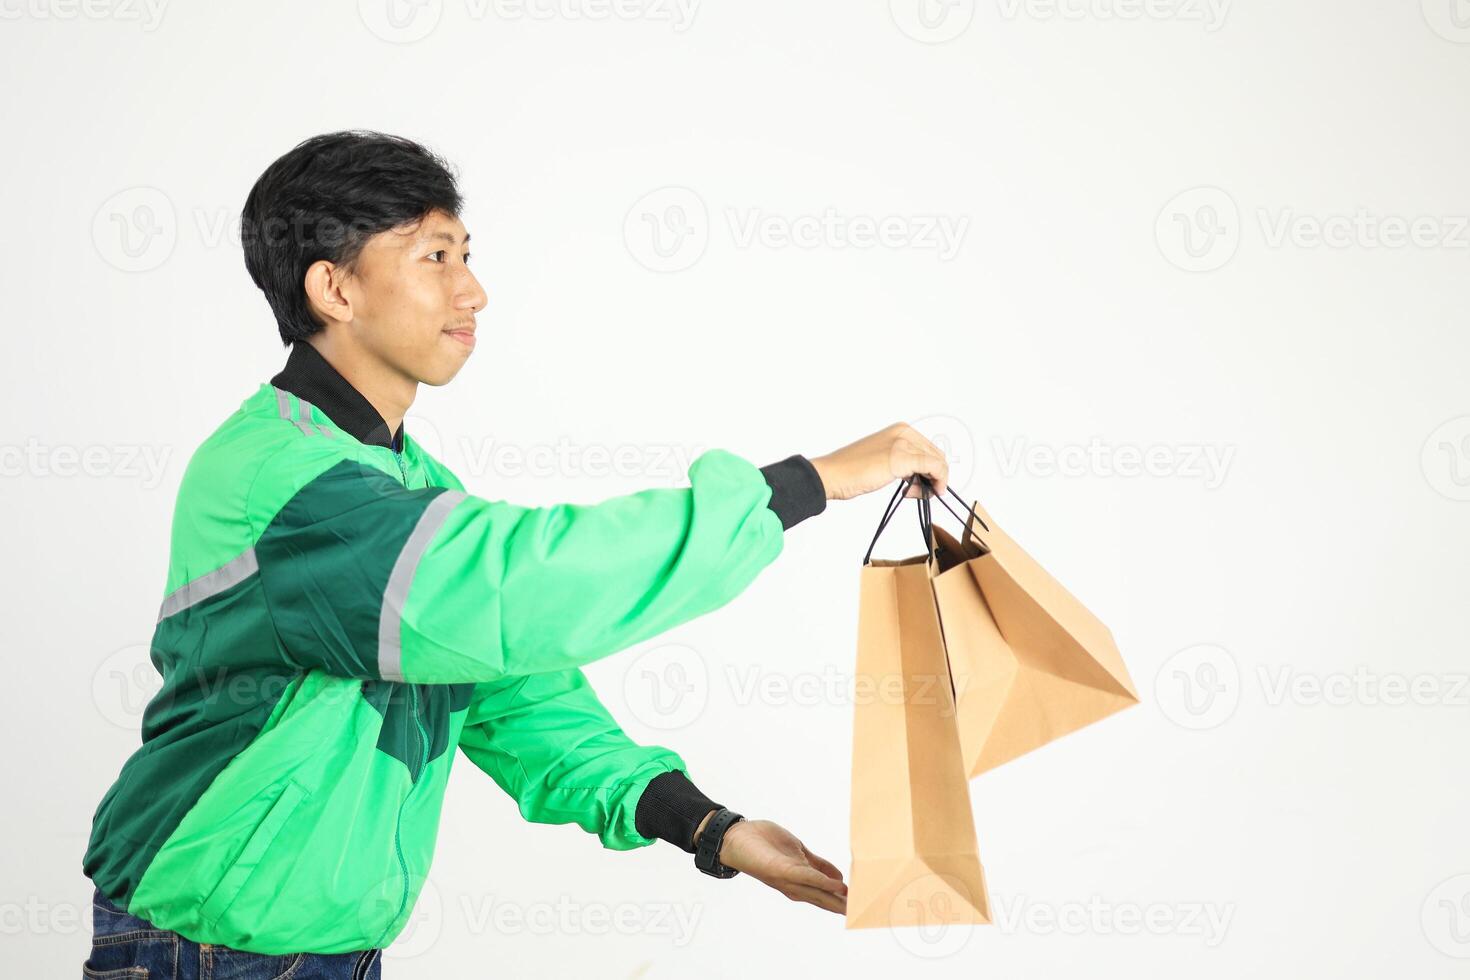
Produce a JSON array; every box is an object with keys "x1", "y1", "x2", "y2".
[{"x1": 82, "y1": 341, "x2": 827, "y2": 954}]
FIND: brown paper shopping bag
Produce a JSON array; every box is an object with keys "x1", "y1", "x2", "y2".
[
  {"x1": 920, "y1": 483, "x2": 1140, "y2": 777},
  {"x1": 846, "y1": 486, "x2": 990, "y2": 931}
]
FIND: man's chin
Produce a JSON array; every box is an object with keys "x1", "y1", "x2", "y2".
[
  {"x1": 413, "y1": 357, "x2": 469, "y2": 387},
  {"x1": 418, "y1": 369, "x2": 461, "y2": 387}
]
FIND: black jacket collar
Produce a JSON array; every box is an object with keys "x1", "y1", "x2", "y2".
[{"x1": 269, "y1": 341, "x2": 404, "y2": 452}]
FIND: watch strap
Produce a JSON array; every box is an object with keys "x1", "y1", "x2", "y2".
[{"x1": 694, "y1": 808, "x2": 744, "y2": 878}]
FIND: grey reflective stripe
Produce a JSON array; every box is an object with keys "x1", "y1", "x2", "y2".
[
  {"x1": 298, "y1": 397, "x2": 334, "y2": 437},
  {"x1": 273, "y1": 387, "x2": 314, "y2": 437},
  {"x1": 377, "y1": 490, "x2": 467, "y2": 681},
  {"x1": 274, "y1": 387, "x2": 331, "y2": 437},
  {"x1": 288, "y1": 395, "x2": 315, "y2": 437},
  {"x1": 156, "y1": 549, "x2": 259, "y2": 623}
]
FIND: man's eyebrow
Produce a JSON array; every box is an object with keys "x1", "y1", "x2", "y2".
[{"x1": 422, "y1": 230, "x2": 471, "y2": 245}]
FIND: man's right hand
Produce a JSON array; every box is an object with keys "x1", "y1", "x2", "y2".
[{"x1": 808, "y1": 422, "x2": 951, "y2": 502}]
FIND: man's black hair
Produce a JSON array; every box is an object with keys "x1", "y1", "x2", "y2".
[{"x1": 242, "y1": 130, "x2": 463, "y2": 347}]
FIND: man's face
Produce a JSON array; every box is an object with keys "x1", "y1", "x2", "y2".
[{"x1": 337, "y1": 208, "x2": 487, "y2": 386}]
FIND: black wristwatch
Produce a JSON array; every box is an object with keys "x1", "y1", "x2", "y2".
[{"x1": 694, "y1": 808, "x2": 744, "y2": 878}]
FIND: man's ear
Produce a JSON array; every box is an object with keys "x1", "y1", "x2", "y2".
[{"x1": 303, "y1": 259, "x2": 353, "y2": 327}]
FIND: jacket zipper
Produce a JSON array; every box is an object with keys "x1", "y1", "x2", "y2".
[
  {"x1": 374, "y1": 683, "x2": 428, "y2": 948},
  {"x1": 373, "y1": 443, "x2": 420, "y2": 948}
]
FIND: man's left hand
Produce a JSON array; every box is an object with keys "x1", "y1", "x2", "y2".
[{"x1": 697, "y1": 816, "x2": 848, "y2": 915}]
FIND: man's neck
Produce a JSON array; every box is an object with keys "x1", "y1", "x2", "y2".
[{"x1": 303, "y1": 336, "x2": 415, "y2": 441}]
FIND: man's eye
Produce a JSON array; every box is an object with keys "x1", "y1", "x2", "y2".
[
  {"x1": 428, "y1": 250, "x2": 446, "y2": 262},
  {"x1": 463, "y1": 253, "x2": 471, "y2": 265}
]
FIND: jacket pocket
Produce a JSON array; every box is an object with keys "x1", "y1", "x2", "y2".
[{"x1": 199, "y1": 779, "x2": 310, "y2": 925}]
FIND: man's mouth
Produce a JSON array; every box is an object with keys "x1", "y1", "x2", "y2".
[{"x1": 445, "y1": 327, "x2": 476, "y2": 349}]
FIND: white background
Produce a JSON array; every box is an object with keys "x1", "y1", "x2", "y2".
[{"x1": 3, "y1": 0, "x2": 1469, "y2": 976}]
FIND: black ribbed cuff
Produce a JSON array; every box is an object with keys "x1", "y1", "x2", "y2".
[
  {"x1": 635, "y1": 770, "x2": 722, "y2": 853},
  {"x1": 760, "y1": 454, "x2": 827, "y2": 531}
]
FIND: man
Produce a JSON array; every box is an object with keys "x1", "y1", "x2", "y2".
[{"x1": 81, "y1": 130, "x2": 950, "y2": 977}]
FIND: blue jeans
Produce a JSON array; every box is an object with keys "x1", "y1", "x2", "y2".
[{"x1": 84, "y1": 885, "x2": 383, "y2": 979}]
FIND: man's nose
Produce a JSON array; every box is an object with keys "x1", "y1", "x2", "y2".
[{"x1": 455, "y1": 268, "x2": 488, "y2": 312}]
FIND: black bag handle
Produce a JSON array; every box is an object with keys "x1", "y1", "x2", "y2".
[
  {"x1": 860, "y1": 478, "x2": 912, "y2": 566},
  {"x1": 917, "y1": 479, "x2": 937, "y2": 564},
  {"x1": 861, "y1": 476, "x2": 990, "y2": 566},
  {"x1": 921, "y1": 475, "x2": 991, "y2": 540}
]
